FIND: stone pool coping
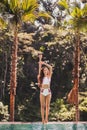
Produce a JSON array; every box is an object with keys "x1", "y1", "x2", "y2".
[{"x1": 0, "y1": 122, "x2": 87, "y2": 124}]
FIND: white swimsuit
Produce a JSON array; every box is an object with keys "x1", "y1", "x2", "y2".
[{"x1": 40, "y1": 77, "x2": 51, "y2": 96}]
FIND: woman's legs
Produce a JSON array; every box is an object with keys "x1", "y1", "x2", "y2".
[
  {"x1": 45, "y1": 94, "x2": 51, "y2": 123},
  {"x1": 40, "y1": 94, "x2": 45, "y2": 123}
]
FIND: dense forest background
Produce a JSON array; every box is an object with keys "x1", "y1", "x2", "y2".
[{"x1": 0, "y1": 0, "x2": 87, "y2": 122}]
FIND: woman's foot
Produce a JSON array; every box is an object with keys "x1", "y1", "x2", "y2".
[
  {"x1": 42, "y1": 120, "x2": 45, "y2": 124},
  {"x1": 45, "y1": 119, "x2": 48, "y2": 124}
]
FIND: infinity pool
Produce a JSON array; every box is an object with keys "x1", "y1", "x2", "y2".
[{"x1": 0, "y1": 122, "x2": 87, "y2": 130}]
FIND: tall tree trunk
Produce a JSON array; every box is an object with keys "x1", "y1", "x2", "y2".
[
  {"x1": 10, "y1": 25, "x2": 18, "y2": 121},
  {"x1": 74, "y1": 30, "x2": 80, "y2": 121}
]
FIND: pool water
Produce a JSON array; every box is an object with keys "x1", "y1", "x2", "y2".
[{"x1": 0, "y1": 122, "x2": 87, "y2": 130}]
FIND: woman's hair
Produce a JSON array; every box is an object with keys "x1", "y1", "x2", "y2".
[{"x1": 39, "y1": 66, "x2": 49, "y2": 87}]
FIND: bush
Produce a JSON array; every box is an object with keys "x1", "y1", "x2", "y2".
[
  {"x1": 0, "y1": 102, "x2": 9, "y2": 121},
  {"x1": 50, "y1": 92, "x2": 87, "y2": 121},
  {"x1": 49, "y1": 99, "x2": 76, "y2": 121}
]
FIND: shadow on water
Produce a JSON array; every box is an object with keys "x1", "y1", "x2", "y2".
[
  {"x1": 0, "y1": 123, "x2": 87, "y2": 130},
  {"x1": 72, "y1": 123, "x2": 87, "y2": 130},
  {"x1": 84, "y1": 123, "x2": 87, "y2": 130}
]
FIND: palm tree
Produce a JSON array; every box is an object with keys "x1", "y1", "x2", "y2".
[
  {"x1": 0, "y1": 0, "x2": 50, "y2": 121},
  {"x1": 58, "y1": 0, "x2": 87, "y2": 121},
  {"x1": 69, "y1": 3, "x2": 87, "y2": 121},
  {"x1": 0, "y1": 0, "x2": 38, "y2": 122}
]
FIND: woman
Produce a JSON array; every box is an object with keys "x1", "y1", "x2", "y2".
[{"x1": 37, "y1": 57, "x2": 52, "y2": 124}]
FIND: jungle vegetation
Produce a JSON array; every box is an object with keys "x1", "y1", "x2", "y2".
[{"x1": 0, "y1": 0, "x2": 87, "y2": 122}]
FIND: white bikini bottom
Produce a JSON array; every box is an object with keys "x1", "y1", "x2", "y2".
[{"x1": 40, "y1": 88, "x2": 51, "y2": 96}]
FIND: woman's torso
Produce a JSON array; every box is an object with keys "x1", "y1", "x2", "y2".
[
  {"x1": 41, "y1": 76, "x2": 51, "y2": 96},
  {"x1": 42, "y1": 77, "x2": 51, "y2": 85}
]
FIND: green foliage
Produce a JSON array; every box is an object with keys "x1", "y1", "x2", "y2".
[
  {"x1": 58, "y1": 0, "x2": 69, "y2": 10},
  {"x1": 0, "y1": 17, "x2": 7, "y2": 29},
  {"x1": 16, "y1": 102, "x2": 41, "y2": 122},
  {"x1": 0, "y1": 102, "x2": 9, "y2": 121},
  {"x1": 0, "y1": 26, "x2": 87, "y2": 121},
  {"x1": 0, "y1": 0, "x2": 87, "y2": 121},
  {"x1": 0, "y1": 0, "x2": 39, "y2": 26},
  {"x1": 22, "y1": 0, "x2": 38, "y2": 12},
  {"x1": 38, "y1": 12, "x2": 51, "y2": 19},
  {"x1": 50, "y1": 99, "x2": 75, "y2": 121},
  {"x1": 58, "y1": 0, "x2": 87, "y2": 32},
  {"x1": 0, "y1": 0, "x2": 50, "y2": 26},
  {"x1": 9, "y1": 0, "x2": 21, "y2": 12},
  {"x1": 71, "y1": 7, "x2": 83, "y2": 18},
  {"x1": 79, "y1": 92, "x2": 87, "y2": 121},
  {"x1": 50, "y1": 93, "x2": 87, "y2": 121},
  {"x1": 69, "y1": 5, "x2": 87, "y2": 31},
  {"x1": 40, "y1": 46, "x2": 45, "y2": 52},
  {"x1": 21, "y1": 0, "x2": 38, "y2": 22},
  {"x1": 79, "y1": 92, "x2": 87, "y2": 112}
]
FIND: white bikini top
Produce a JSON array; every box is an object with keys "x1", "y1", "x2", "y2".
[{"x1": 42, "y1": 77, "x2": 51, "y2": 85}]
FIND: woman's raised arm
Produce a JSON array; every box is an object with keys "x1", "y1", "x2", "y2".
[{"x1": 41, "y1": 61, "x2": 52, "y2": 77}]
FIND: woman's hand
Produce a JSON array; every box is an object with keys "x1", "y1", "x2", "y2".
[
  {"x1": 39, "y1": 61, "x2": 43, "y2": 65},
  {"x1": 38, "y1": 54, "x2": 43, "y2": 61},
  {"x1": 40, "y1": 61, "x2": 52, "y2": 77},
  {"x1": 39, "y1": 61, "x2": 46, "y2": 64}
]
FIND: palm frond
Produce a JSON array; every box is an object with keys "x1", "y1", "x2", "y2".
[
  {"x1": 22, "y1": 10, "x2": 51, "y2": 23},
  {"x1": 69, "y1": 16, "x2": 87, "y2": 32},
  {"x1": 38, "y1": 12, "x2": 51, "y2": 19},
  {"x1": 9, "y1": 0, "x2": 19, "y2": 9},
  {"x1": 58, "y1": 0, "x2": 69, "y2": 10},
  {"x1": 8, "y1": 0, "x2": 21, "y2": 13},
  {"x1": 0, "y1": 17, "x2": 7, "y2": 29},
  {"x1": 21, "y1": 0, "x2": 38, "y2": 13},
  {"x1": 71, "y1": 7, "x2": 83, "y2": 18},
  {"x1": 21, "y1": 0, "x2": 39, "y2": 23},
  {"x1": 22, "y1": 13, "x2": 37, "y2": 23},
  {"x1": 0, "y1": 0, "x2": 18, "y2": 14},
  {"x1": 69, "y1": 4, "x2": 87, "y2": 32}
]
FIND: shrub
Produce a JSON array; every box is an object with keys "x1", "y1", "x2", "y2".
[{"x1": 0, "y1": 102, "x2": 9, "y2": 121}]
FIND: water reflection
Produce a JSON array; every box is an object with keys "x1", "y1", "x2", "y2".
[
  {"x1": 73, "y1": 123, "x2": 87, "y2": 130},
  {"x1": 0, "y1": 123, "x2": 87, "y2": 130},
  {"x1": 41, "y1": 125, "x2": 48, "y2": 130}
]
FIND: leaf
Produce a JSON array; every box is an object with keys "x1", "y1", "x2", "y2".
[
  {"x1": 22, "y1": 13, "x2": 37, "y2": 23},
  {"x1": 71, "y1": 7, "x2": 83, "y2": 18},
  {"x1": 0, "y1": 17, "x2": 7, "y2": 29},
  {"x1": 21, "y1": 0, "x2": 38, "y2": 13},
  {"x1": 0, "y1": 0, "x2": 39, "y2": 25},
  {"x1": 58, "y1": 0, "x2": 69, "y2": 10},
  {"x1": 38, "y1": 12, "x2": 51, "y2": 19},
  {"x1": 9, "y1": 0, "x2": 21, "y2": 13}
]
